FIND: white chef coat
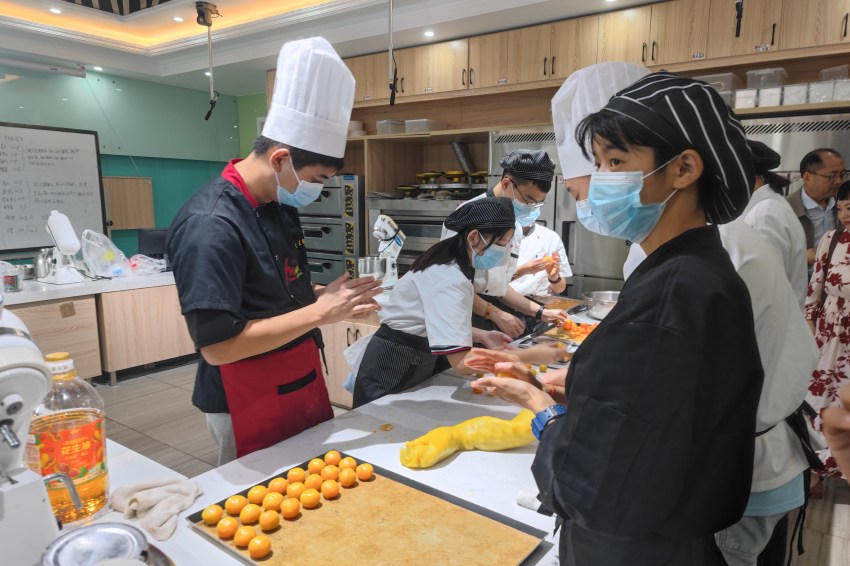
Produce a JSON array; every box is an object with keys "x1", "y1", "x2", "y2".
[
  {"x1": 378, "y1": 262, "x2": 473, "y2": 354},
  {"x1": 441, "y1": 192, "x2": 522, "y2": 297},
  {"x1": 624, "y1": 222, "x2": 818, "y2": 491},
  {"x1": 511, "y1": 223, "x2": 572, "y2": 298},
  {"x1": 741, "y1": 185, "x2": 809, "y2": 309}
]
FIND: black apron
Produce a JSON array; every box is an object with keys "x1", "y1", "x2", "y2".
[{"x1": 352, "y1": 324, "x2": 439, "y2": 407}]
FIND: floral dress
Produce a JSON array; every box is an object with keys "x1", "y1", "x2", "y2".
[{"x1": 805, "y1": 228, "x2": 850, "y2": 478}]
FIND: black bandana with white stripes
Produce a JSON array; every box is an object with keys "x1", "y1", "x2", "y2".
[
  {"x1": 444, "y1": 197, "x2": 515, "y2": 232},
  {"x1": 605, "y1": 72, "x2": 755, "y2": 224},
  {"x1": 499, "y1": 149, "x2": 556, "y2": 184}
]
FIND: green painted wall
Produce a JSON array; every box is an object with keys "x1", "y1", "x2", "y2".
[
  {"x1": 237, "y1": 93, "x2": 267, "y2": 156},
  {"x1": 100, "y1": 155, "x2": 227, "y2": 257},
  {"x1": 0, "y1": 64, "x2": 240, "y2": 162}
]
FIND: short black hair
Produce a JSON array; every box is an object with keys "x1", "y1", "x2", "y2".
[
  {"x1": 800, "y1": 148, "x2": 843, "y2": 176},
  {"x1": 838, "y1": 180, "x2": 850, "y2": 201},
  {"x1": 502, "y1": 172, "x2": 551, "y2": 193},
  {"x1": 251, "y1": 135, "x2": 344, "y2": 171},
  {"x1": 575, "y1": 109, "x2": 715, "y2": 212},
  {"x1": 756, "y1": 170, "x2": 791, "y2": 196}
]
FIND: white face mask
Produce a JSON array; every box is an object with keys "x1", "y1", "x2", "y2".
[{"x1": 276, "y1": 160, "x2": 324, "y2": 208}]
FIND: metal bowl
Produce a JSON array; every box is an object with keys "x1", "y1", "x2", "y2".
[
  {"x1": 357, "y1": 256, "x2": 386, "y2": 279},
  {"x1": 582, "y1": 291, "x2": 620, "y2": 320}
]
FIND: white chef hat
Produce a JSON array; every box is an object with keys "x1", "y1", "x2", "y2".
[
  {"x1": 262, "y1": 37, "x2": 355, "y2": 158},
  {"x1": 551, "y1": 62, "x2": 650, "y2": 179}
]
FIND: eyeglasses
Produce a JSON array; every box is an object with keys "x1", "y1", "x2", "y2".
[
  {"x1": 509, "y1": 179, "x2": 545, "y2": 208},
  {"x1": 808, "y1": 170, "x2": 850, "y2": 183}
]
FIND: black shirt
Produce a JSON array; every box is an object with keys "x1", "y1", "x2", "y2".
[
  {"x1": 532, "y1": 225, "x2": 763, "y2": 563},
  {"x1": 167, "y1": 172, "x2": 316, "y2": 413}
]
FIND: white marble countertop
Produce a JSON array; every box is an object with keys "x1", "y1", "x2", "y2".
[
  {"x1": 90, "y1": 374, "x2": 559, "y2": 565},
  {"x1": 2, "y1": 272, "x2": 175, "y2": 306}
]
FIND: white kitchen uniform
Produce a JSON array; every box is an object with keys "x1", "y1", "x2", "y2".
[
  {"x1": 741, "y1": 185, "x2": 809, "y2": 309},
  {"x1": 511, "y1": 224, "x2": 572, "y2": 298},
  {"x1": 379, "y1": 262, "x2": 474, "y2": 353},
  {"x1": 441, "y1": 192, "x2": 522, "y2": 297}
]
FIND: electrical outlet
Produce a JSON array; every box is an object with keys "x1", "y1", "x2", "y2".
[{"x1": 59, "y1": 303, "x2": 75, "y2": 318}]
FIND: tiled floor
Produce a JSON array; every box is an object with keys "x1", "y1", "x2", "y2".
[{"x1": 97, "y1": 362, "x2": 849, "y2": 565}]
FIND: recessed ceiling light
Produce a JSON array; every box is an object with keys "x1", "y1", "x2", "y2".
[
  {"x1": 204, "y1": 71, "x2": 211, "y2": 76},
  {"x1": 18, "y1": 106, "x2": 23, "y2": 109},
  {"x1": 424, "y1": 30, "x2": 435, "y2": 38},
  {"x1": 605, "y1": 0, "x2": 616, "y2": 2},
  {"x1": 49, "y1": 8, "x2": 62, "y2": 14},
  {"x1": 115, "y1": 88, "x2": 122, "y2": 92},
  {"x1": 61, "y1": 98, "x2": 68, "y2": 101},
  {"x1": 173, "y1": 16, "x2": 184, "y2": 22},
  {"x1": 93, "y1": 66, "x2": 103, "y2": 71}
]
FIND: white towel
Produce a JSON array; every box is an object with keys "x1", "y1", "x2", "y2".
[{"x1": 111, "y1": 479, "x2": 203, "y2": 540}]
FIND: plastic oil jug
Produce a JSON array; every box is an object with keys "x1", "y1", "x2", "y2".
[{"x1": 25, "y1": 352, "x2": 109, "y2": 523}]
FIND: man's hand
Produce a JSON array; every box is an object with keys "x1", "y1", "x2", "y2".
[
  {"x1": 515, "y1": 258, "x2": 549, "y2": 278},
  {"x1": 313, "y1": 273, "x2": 383, "y2": 324},
  {"x1": 464, "y1": 347, "x2": 522, "y2": 375},
  {"x1": 808, "y1": 248, "x2": 817, "y2": 265},
  {"x1": 541, "y1": 309, "x2": 567, "y2": 324},
  {"x1": 472, "y1": 361, "x2": 554, "y2": 413},
  {"x1": 492, "y1": 308, "x2": 525, "y2": 338}
]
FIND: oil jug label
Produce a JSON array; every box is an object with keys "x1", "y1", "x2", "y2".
[{"x1": 26, "y1": 417, "x2": 106, "y2": 482}]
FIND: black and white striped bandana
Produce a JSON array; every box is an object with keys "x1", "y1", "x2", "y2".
[
  {"x1": 605, "y1": 72, "x2": 755, "y2": 224},
  {"x1": 499, "y1": 149, "x2": 556, "y2": 184},
  {"x1": 444, "y1": 197, "x2": 515, "y2": 232}
]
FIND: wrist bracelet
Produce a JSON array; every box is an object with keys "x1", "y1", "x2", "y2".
[
  {"x1": 535, "y1": 305, "x2": 544, "y2": 320},
  {"x1": 549, "y1": 385, "x2": 556, "y2": 397},
  {"x1": 548, "y1": 275, "x2": 562, "y2": 284}
]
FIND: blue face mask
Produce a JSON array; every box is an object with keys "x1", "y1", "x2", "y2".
[
  {"x1": 471, "y1": 235, "x2": 507, "y2": 270},
  {"x1": 514, "y1": 201, "x2": 541, "y2": 226},
  {"x1": 587, "y1": 156, "x2": 678, "y2": 243},
  {"x1": 509, "y1": 180, "x2": 543, "y2": 226},
  {"x1": 575, "y1": 199, "x2": 603, "y2": 234},
  {"x1": 277, "y1": 162, "x2": 324, "y2": 208}
]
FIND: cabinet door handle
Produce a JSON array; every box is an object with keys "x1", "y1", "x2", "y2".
[
  {"x1": 770, "y1": 23, "x2": 776, "y2": 46},
  {"x1": 651, "y1": 41, "x2": 657, "y2": 61},
  {"x1": 461, "y1": 68, "x2": 466, "y2": 86},
  {"x1": 346, "y1": 327, "x2": 352, "y2": 347},
  {"x1": 551, "y1": 56, "x2": 556, "y2": 76},
  {"x1": 735, "y1": 0, "x2": 743, "y2": 38},
  {"x1": 844, "y1": 13, "x2": 849, "y2": 38},
  {"x1": 641, "y1": 42, "x2": 647, "y2": 63},
  {"x1": 354, "y1": 329, "x2": 361, "y2": 340},
  {"x1": 400, "y1": 77, "x2": 404, "y2": 93},
  {"x1": 543, "y1": 57, "x2": 548, "y2": 76},
  {"x1": 469, "y1": 68, "x2": 474, "y2": 85}
]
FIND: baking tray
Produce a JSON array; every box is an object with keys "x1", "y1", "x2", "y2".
[{"x1": 186, "y1": 453, "x2": 549, "y2": 565}]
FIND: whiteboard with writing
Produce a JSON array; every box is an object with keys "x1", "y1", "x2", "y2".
[{"x1": 0, "y1": 123, "x2": 106, "y2": 253}]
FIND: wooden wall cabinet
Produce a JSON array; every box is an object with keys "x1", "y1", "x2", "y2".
[
  {"x1": 410, "y1": 40, "x2": 469, "y2": 95},
  {"x1": 98, "y1": 285, "x2": 195, "y2": 382},
  {"x1": 9, "y1": 296, "x2": 102, "y2": 379},
  {"x1": 468, "y1": 31, "x2": 509, "y2": 89},
  {"x1": 550, "y1": 16, "x2": 599, "y2": 80},
  {"x1": 781, "y1": 0, "x2": 850, "y2": 50},
  {"x1": 597, "y1": 6, "x2": 653, "y2": 65},
  {"x1": 707, "y1": 0, "x2": 784, "y2": 58},
  {"x1": 102, "y1": 176, "x2": 155, "y2": 230},
  {"x1": 507, "y1": 24, "x2": 551, "y2": 83},
  {"x1": 648, "y1": 0, "x2": 711, "y2": 65},
  {"x1": 346, "y1": 52, "x2": 391, "y2": 102},
  {"x1": 392, "y1": 47, "x2": 416, "y2": 99}
]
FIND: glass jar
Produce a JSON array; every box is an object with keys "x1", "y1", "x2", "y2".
[{"x1": 25, "y1": 352, "x2": 109, "y2": 523}]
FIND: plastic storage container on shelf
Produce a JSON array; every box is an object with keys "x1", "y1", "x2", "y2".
[
  {"x1": 25, "y1": 352, "x2": 109, "y2": 523},
  {"x1": 757, "y1": 87, "x2": 783, "y2": 107},
  {"x1": 735, "y1": 89, "x2": 758, "y2": 109},
  {"x1": 404, "y1": 119, "x2": 446, "y2": 133},
  {"x1": 820, "y1": 64, "x2": 849, "y2": 81},
  {"x1": 746, "y1": 68, "x2": 788, "y2": 89},
  {"x1": 810, "y1": 81, "x2": 835, "y2": 103},
  {"x1": 694, "y1": 72, "x2": 744, "y2": 93},
  {"x1": 835, "y1": 79, "x2": 850, "y2": 101},
  {"x1": 783, "y1": 84, "x2": 809, "y2": 105},
  {"x1": 376, "y1": 119, "x2": 404, "y2": 135}
]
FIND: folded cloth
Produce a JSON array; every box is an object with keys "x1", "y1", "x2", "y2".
[{"x1": 111, "y1": 479, "x2": 203, "y2": 540}]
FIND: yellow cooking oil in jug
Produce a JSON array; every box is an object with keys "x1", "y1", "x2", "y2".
[{"x1": 25, "y1": 352, "x2": 109, "y2": 523}]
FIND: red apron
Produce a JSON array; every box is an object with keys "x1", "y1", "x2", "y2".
[{"x1": 219, "y1": 337, "x2": 333, "y2": 457}]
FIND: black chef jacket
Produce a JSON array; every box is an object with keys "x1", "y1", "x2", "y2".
[
  {"x1": 532, "y1": 225, "x2": 763, "y2": 565},
  {"x1": 167, "y1": 160, "x2": 317, "y2": 414}
]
